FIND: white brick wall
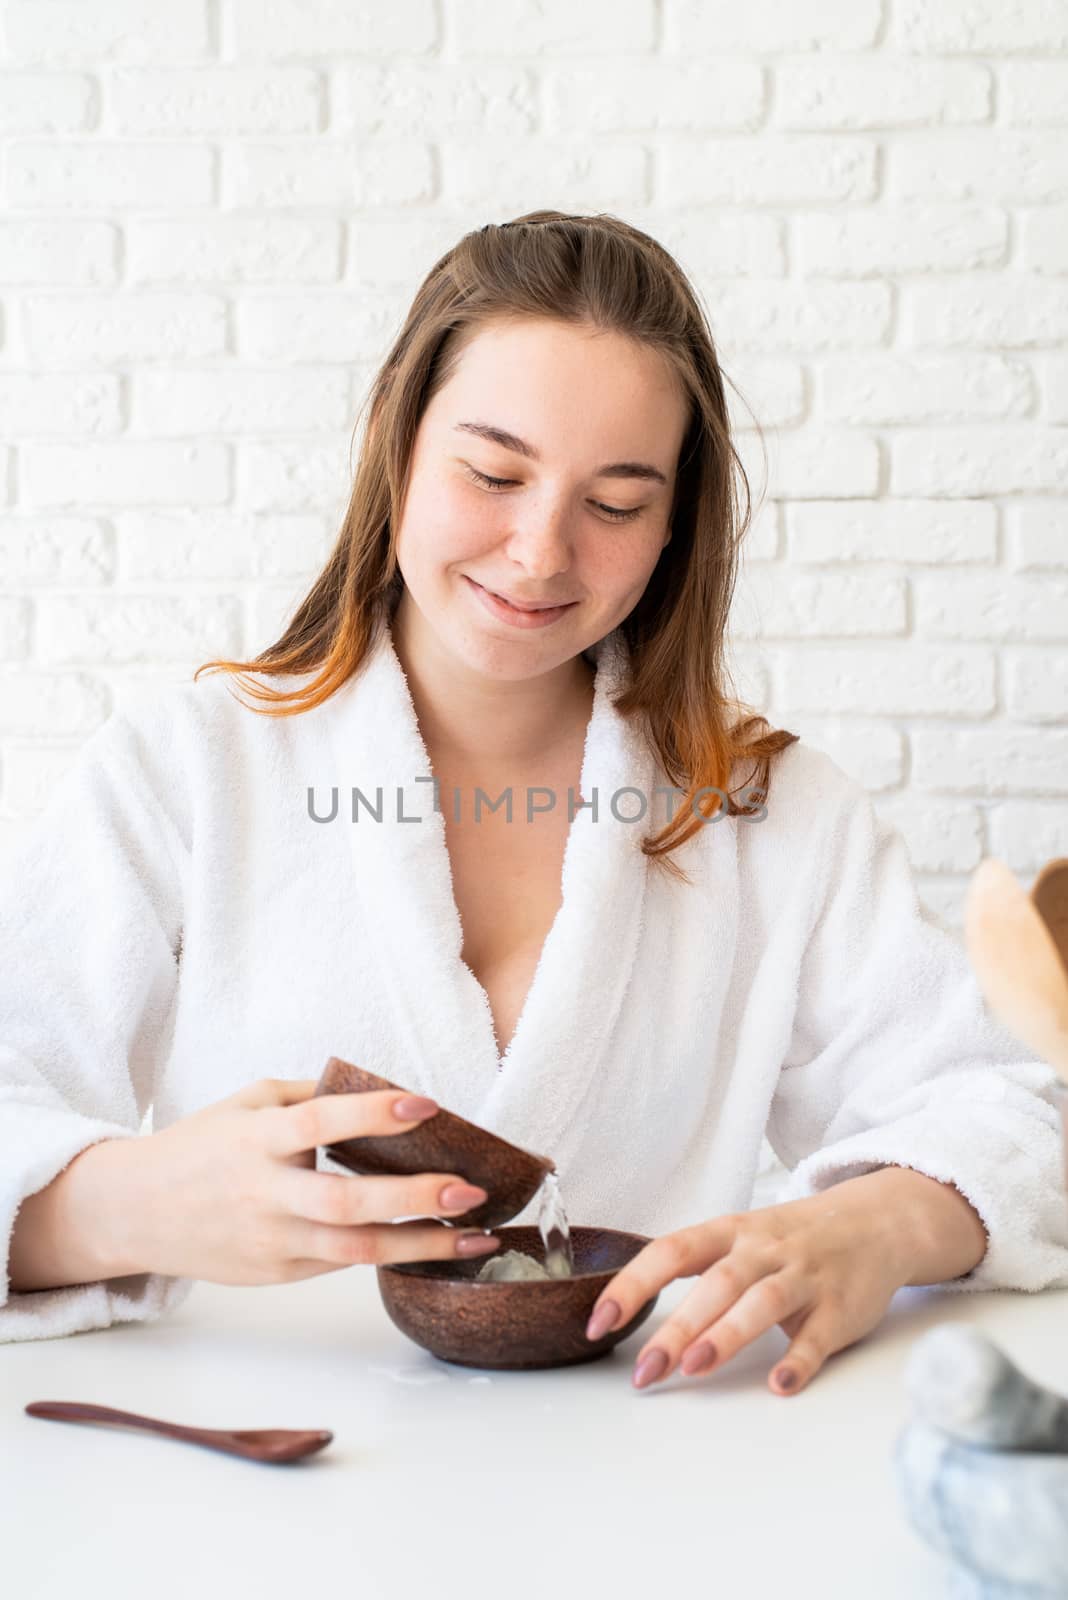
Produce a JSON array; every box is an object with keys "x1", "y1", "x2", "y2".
[{"x1": 1, "y1": 2, "x2": 1066, "y2": 1187}]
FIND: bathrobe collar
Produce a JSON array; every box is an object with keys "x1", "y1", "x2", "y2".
[{"x1": 323, "y1": 622, "x2": 656, "y2": 1156}]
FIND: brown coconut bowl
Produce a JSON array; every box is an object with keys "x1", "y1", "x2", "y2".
[
  {"x1": 377, "y1": 1225, "x2": 658, "y2": 1370},
  {"x1": 313, "y1": 1058, "x2": 555, "y2": 1229}
]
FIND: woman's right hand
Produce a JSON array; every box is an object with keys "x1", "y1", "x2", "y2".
[{"x1": 107, "y1": 1077, "x2": 502, "y2": 1287}]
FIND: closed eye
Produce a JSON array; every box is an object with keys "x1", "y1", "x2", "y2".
[{"x1": 461, "y1": 463, "x2": 644, "y2": 523}]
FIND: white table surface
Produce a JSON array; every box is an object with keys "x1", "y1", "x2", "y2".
[{"x1": 2, "y1": 1270, "x2": 1066, "y2": 1600}]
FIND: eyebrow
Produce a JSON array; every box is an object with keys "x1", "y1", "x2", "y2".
[{"x1": 452, "y1": 421, "x2": 669, "y2": 486}]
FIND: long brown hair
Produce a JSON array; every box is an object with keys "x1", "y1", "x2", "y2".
[{"x1": 195, "y1": 209, "x2": 798, "y2": 880}]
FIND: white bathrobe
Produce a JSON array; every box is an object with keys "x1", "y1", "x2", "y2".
[{"x1": 3, "y1": 624, "x2": 1067, "y2": 1343}]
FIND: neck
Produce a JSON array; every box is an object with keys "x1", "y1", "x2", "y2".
[{"x1": 389, "y1": 590, "x2": 597, "y2": 772}]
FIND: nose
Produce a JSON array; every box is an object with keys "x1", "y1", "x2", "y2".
[{"x1": 501, "y1": 493, "x2": 574, "y2": 579}]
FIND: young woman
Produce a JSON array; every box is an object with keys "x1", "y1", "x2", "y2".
[{"x1": 4, "y1": 213, "x2": 1066, "y2": 1394}]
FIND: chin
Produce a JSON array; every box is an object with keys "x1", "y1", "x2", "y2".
[{"x1": 464, "y1": 640, "x2": 566, "y2": 679}]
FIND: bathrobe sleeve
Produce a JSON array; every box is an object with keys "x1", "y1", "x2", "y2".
[
  {"x1": 765, "y1": 762, "x2": 1068, "y2": 1294},
  {"x1": 0, "y1": 706, "x2": 194, "y2": 1342}
]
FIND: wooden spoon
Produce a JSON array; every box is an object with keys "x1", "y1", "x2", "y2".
[
  {"x1": 963, "y1": 858, "x2": 1068, "y2": 1082},
  {"x1": 1032, "y1": 857, "x2": 1068, "y2": 977},
  {"x1": 25, "y1": 1401, "x2": 333, "y2": 1464}
]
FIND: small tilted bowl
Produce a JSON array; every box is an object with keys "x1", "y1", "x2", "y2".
[
  {"x1": 313, "y1": 1057, "x2": 554, "y2": 1229},
  {"x1": 377, "y1": 1224, "x2": 658, "y2": 1370}
]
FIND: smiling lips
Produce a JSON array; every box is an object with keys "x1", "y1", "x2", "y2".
[
  {"x1": 465, "y1": 575, "x2": 579, "y2": 628},
  {"x1": 479, "y1": 584, "x2": 574, "y2": 611},
  {"x1": 495, "y1": 592, "x2": 572, "y2": 608}
]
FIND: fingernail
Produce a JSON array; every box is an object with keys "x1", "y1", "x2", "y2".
[
  {"x1": 775, "y1": 1367, "x2": 797, "y2": 1391},
  {"x1": 456, "y1": 1233, "x2": 500, "y2": 1257},
  {"x1": 393, "y1": 1095, "x2": 439, "y2": 1121},
  {"x1": 632, "y1": 1349, "x2": 669, "y2": 1390},
  {"x1": 585, "y1": 1299, "x2": 621, "y2": 1341},
  {"x1": 439, "y1": 1182, "x2": 488, "y2": 1211},
  {"x1": 680, "y1": 1340, "x2": 718, "y2": 1377}
]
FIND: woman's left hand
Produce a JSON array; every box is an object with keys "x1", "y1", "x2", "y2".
[{"x1": 586, "y1": 1182, "x2": 909, "y2": 1397}]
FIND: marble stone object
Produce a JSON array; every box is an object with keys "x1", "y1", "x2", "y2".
[{"x1": 893, "y1": 1325, "x2": 1068, "y2": 1597}]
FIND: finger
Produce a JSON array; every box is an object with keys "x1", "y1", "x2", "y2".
[
  {"x1": 634, "y1": 1268, "x2": 810, "y2": 1390},
  {"x1": 625, "y1": 1253, "x2": 782, "y2": 1386},
  {"x1": 584, "y1": 1219, "x2": 737, "y2": 1345},
  {"x1": 234, "y1": 1077, "x2": 321, "y2": 1110},
  {"x1": 287, "y1": 1217, "x2": 501, "y2": 1269},
  {"x1": 767, "y1": 1304, "x2": 842, "y2": 1397},
  {"x1": 277, "y1": 1167, "x2": 489, "y2": 1226},
  {"x1": 263, "y1": 1088, "x2": 441, "y2": 1158}
]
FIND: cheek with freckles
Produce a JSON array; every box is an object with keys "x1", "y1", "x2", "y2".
[
  {"x1": 396, "y1": 480, "x2": 496, "y2": 594},
  {"x1": 581, "y1": 534, "x2": 668, "y2": 625}
]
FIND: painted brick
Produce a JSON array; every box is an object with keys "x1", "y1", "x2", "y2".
[
  {"x1": 878, "y1": 797, "x2": 984, "y2": 873},
  {"x1": 912, "y1": 729, "x2": 1068, "y2": 793},
  {"x1": 660, "y1": 137, "x2": 877, "y2": 206},
  {"x1": 906, "y1": 277, "x2": 1068, "y2": 348},
  {"x1": 445, "y1": 141, "x2": 647, "y2": 210},
  {"x1": 0, "y1": 599, "x2": 32, "y2": 662},
  {"x1": 127, "y1": 218, "x2": 341, "y2": 285},
  {"x1": 1020, "y1": 207, "x2": 1068, "y2": 272},
  {"x1": 665, "y1": 0, "x2": 882, "y2": 51},
  {"x1": 1001, "y1": 63, "x2": 1068, "y2": 126},
  {"x1": 776, "y1": 60, "x2": 990, "y2": 130},
  {"x1": 0, "y1": 73, "x2": 96, "y2": 133},
  {"x1": 890, "y1": 134, "x2": 1068, "y2": 204},
  {"x1": 737, "y1": 428, "x2": 881, "y2": 498},
  {"x1": 988, "y1": 802, "x2": 1068, "y2": 872},
  {"x1": 0, "y1": 517, "x2": 114, "y2": 583},
  {"x1": 35, "y1": 594, "x2": 243, "y2": 664},
  {"x1": 231, "y1": 0, "x2": 436, "y2": 58},
  {"x1": 787, "y1": 501, "x2": 998, "y2": 564},
  {"x1": 130, "y1": 368, "x2": 350, "y2": 434},
  {"x1": 891, "y1": 428, "x2": 1068, "y2": 496},
  {"x1": 776, "y1": 646, "x2": 996, "y2": 716},
  {"x1": 223, "y1": 139, "x2": 432, "y2": 208},
  {"x1": 914, "y1": 575, "x2": 1068, "y2": 641},
  {"x1": 334, "y1": 64, "x2": 536, "y2": 137},
  {"x1": 894, "y1": 0, "x2": 1068, "y2": 53},
  {"x1": 1042, "y1": 354, "x2": 1068, "y2": 423},
  {"x1": 346, "y1": 215, "x2": 485, "y2": 283},
  {"x1": 0, "y1": 221, "x2": 117, "y2": 285},
  {"x1": 798, "y1": 206, "x2": 1006, "y2": 275},
  {"x1": 109, "y1": 67, "x2": 322, "y2": 134},
  {"x1": 727, "y1": 360, "x2": 805, "y2": 429},
  {"x1": 1006, "y1": 504, "x2": 1068, "y2": 571},
  {"x1": 448, "y1": 0, "x2": 655, "y2": 54},
  {"x1": 8, "y1": 142, "x2": 214, "y2": 209},
  {"x1": 1004, "y1": 650, "x2": 1068, "y2": 722},
  {"x1": 545, "y1": 61, "x2": 764, "y2": 132},
  {"x1": 236, "y1": 291, "x2": 404, "y2": 362},
  {"x1": 652, "y1": 212, "x2": 787, "y2": 279},
  {"x1": 3, "y1": 0, "x2": 211, "y2": 63},
  {"x1": 820, "y1": 354, "x2": 1032, "y2": 423},
  {"x1": 236, "y1": 439, "x2": 354, "y2": 513},
  {"x1": 731, "y1": 570, "x2": 907, "y2": 638},
  {"x1": 23, "y1": 294, "x2": 227, "y2": 364},
  {"x1": 21, "y1": 442, "x2": 229, "y2": 507},
  {"x1": 0, "y1": 373, "x2": 121, "y2": 436},
  {"x1": 116, "y1": 513, "x2": 330, "y2": 581},
  {"x1": 701, "y1": 282, "x2": 892, "y2": 353}
]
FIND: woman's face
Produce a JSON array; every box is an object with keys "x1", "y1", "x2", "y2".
[{"x1": 392, "y1": 316, "x2": 690, "y2": 681}]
